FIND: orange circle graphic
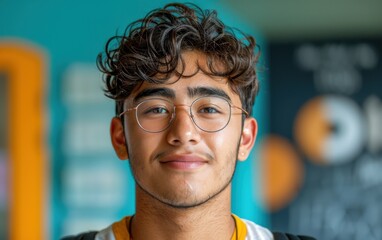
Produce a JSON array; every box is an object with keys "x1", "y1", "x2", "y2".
[{"x1": 260, "y1": 135, "x2": 304, "y2": 212}]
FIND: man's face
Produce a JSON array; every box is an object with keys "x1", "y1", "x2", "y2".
[{"x1": 111, "y1": 51, "x2": 257, "y2": 208}]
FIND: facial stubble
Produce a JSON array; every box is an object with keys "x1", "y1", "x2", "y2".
[{"x1": 125, "y1": 136, "x2": 242, "y2": 210}]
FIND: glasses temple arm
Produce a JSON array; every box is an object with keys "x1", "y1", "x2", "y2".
[{"x1": 232, "y1": 106, "x2": 249, "y2": 117}]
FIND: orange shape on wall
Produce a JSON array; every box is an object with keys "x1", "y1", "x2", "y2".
[
  {"x1": 0, "y1": 41, "x2": 47, "y2": 240},
  {"x1": 260, "y1": 135, "x2": 304, "y2": 212}
]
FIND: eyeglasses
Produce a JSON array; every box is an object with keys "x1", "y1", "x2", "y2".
[{"x1": 119, "y1": 96, "x2": 249, "y2": 133}]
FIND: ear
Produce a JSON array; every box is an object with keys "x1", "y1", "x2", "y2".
[
  {"x1": 110, "y1": 117, "x2": 129, "y2": 160},
  {"x1": 238, "y1": 117, "x2": 258, "y2": 161}
]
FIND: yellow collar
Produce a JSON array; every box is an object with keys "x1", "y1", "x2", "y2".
[{"x1": 112, "y1": 214, "x2": 247, "y2": 240}]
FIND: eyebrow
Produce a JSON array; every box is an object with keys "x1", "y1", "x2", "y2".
[
  {"x1": 133, "y1": 86, "x2": 231, "y2": 103},
  {"x1": 187, "y1": 87, "x2": 231, "y2": 102},
  {"x1": 133, "y1": 88, "x2": 176, "y2": 103}
]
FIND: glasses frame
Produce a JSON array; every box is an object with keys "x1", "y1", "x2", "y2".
[{"x1": 119, "y1": 96, "x2": 249, "y2": 133}]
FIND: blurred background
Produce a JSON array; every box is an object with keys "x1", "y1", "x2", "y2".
[{"x1": 1, "y1": 0, "x2": 381, "y2": 239}]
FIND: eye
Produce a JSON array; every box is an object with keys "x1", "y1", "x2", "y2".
[
  {"x1": 144, "y1": 106, "x2": 169, "y2": 115},
  {"x1": 199, "y1": 107, "x2": 219, "y2": 114}
]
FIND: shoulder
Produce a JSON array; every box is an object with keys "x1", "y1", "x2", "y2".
[
  {"x1": 272, "y1": 232, "x2": 317, "y2": 240},
  {"x1": 60, "y1": 221, "x2": 117, "y2": 240},
  {"x1": 241, "y1": 218, "x2": 317, "y2": 240},
  {"x1": 95, "y1": 225, "x2": 115, "y2": 240},
  {"x1": 60, "y1": 216, "x2": 131, "y2": 240},
  {"x1": 241, "y1": 218, "x2": 273, "y2": 240},
  {"x1": 60, "y1": 231, "x2": 99, "y2": 240}
]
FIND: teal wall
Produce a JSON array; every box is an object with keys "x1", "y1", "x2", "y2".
[{"x1": 0, "y1": 1, "x2": 268, "y2": 239}]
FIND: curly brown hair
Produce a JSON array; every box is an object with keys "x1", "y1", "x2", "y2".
[{"x1": 97, "y1": 2, "x2": 260, "y2": 116}]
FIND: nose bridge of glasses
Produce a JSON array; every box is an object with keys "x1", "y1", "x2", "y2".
[
  {"x1": 173, "y1": 104, "x2": 194, "y2": 118},
  {"x1": 164, "y1": 103, "x2": 203, "y2": 135}
]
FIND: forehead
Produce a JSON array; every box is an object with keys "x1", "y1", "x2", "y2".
[
  {"x1": 127, "y1": 73, "x2": 243, "y2": 108},
  {"x1": 128, "y1": 51, "x2": 240, "y2": 102}
]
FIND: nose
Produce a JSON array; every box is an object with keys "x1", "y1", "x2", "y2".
[{"x1": 166, "y1": 106, "x2": 201, "y2": 146}]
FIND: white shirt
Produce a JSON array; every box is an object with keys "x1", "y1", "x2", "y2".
[{"x1": 95, "y1": 217, "x2": 273, "y2": 240}]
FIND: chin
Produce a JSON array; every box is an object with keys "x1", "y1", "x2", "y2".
[{"x1": 137, "y1": 178, "x2": 232, "y2": 210}]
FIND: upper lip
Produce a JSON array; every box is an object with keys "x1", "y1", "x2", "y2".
[{"x1": 158, "y1": 154, "x2": 209, "y2": 163}]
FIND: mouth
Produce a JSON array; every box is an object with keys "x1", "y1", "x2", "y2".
[{"x1": 159, "y1": 154, "x2": 209, "y2": 170}]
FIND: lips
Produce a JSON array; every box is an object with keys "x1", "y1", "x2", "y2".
[{"x1": 159, "y1": 154, "x2": 208, "y2": 170}]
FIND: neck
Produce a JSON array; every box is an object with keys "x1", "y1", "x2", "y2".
[{"x1": 131, "y1": 185, "x2": 235, "y2": 240}]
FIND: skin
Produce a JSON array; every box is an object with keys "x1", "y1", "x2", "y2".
[{"x1": 110, "y1": 51, "x2": 258, "y2": 240}]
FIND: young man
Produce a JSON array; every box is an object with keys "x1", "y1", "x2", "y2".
[{"x1": 63, "y1": 3, "x2": 315, "y2": 240}]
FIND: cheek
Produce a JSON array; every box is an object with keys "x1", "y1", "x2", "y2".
[
  {"x1": 124, "y1": 119, "x2": 157, "y2": 160},
  {"x1": 218, "y1": 119, "x2": 242, "y2": 144},
  {"x1": 212, "y1": 132, "x2": 226, "y2": 148},
  {"x1": 205, "y1": 127, "x2": 241, "y2": 155},
  {"x1": 125, "y1": 132, "x2": 163, "y2": 183},
  {"x1": 127, "y1": 131, "x2": 160, "y2": 158}
]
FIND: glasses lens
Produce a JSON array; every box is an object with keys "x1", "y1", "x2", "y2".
[
  {"x1": 191, "y1": 97, "x2": 231, "y2": 132},
  {"x1": 136, "y1": 99, "x2": 174, "y2": 132}
]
